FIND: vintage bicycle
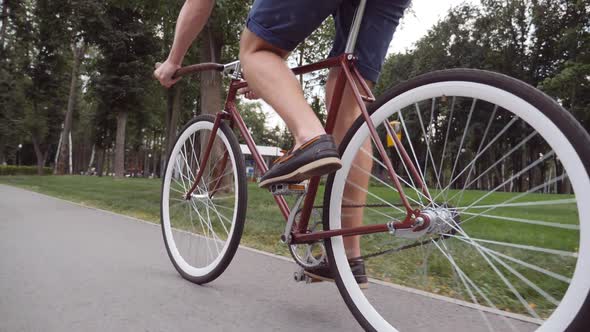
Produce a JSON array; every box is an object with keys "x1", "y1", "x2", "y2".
[{"x1": 159, "y1": 1, "x2": 590, "y2": 330}]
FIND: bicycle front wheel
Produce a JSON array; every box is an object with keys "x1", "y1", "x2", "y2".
[
  {"x1": 161, "y1": 114, "x2": 247, "y2": 284},
  {"x1": 324, "y1": 69, "x2": 590, "y2": 331}
]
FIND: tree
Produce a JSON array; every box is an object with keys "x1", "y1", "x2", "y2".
[
  {"x1": 87, "y1": 2, "x2": 158, "y2": 177},
  {"x1": 55, "y1": 0, "x2": 101, "y2": 174},
  {"x1": 25, "y1": 0, "x2": 71, "y2": 174},
  {"x1": 0, "y1": 0, "x2": 31, "y2": 165},
  {"x1": 374, "y1": 0, "x2": 589, "y2": 193}
]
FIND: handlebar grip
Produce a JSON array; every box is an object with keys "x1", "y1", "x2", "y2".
[{"x1": 154, "y1": 62, "x2": 224, "y2": 80}]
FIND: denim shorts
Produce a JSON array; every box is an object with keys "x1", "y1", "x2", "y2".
[{"x1": 246, "y1": 0, "x2": 411, "y2": 82}]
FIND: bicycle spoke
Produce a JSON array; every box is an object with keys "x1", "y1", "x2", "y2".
[
  {"x1": 438, "y1": 96, "x2": 456, "y2": 189},
  {"x1": 351, "y1": 161, "x2": 425, "y2": 208},
  {"x1": 202, "y1": 198, "x2": 222, "y2": 255},
  {"x1": 414, "y1": 100, "x2": 443, "y2": 193},
  {"x1": 455, "y1": 105, "x2": 498, "y2": 205},
  {"x1": 205, "y1": 169, "x2": 233, "y2": 188},
  {"x1": 432, "y1": 115, "x2": 520, "y2": 202},
  {"x1": 455, "y1": 173, "x2": 567, "y2": 220},
  {"x1": 447, "y1": 131, "x2": 538, "y2": 204},
  {"x1": 360, "y1": 146, "x2": 430, "y2": 204},
  {"x1": 345, "y1": 178, "x2": 405, "y2": 214},
  {"x1": 460, "y1": 150, "x2": 555, "y2": 213},
  {"x1": 189, "y1": 200, "x2": 213, "y2": 261},
  {"x1": 456, "y1": 233, "x2": 542, "y2": 319},
  {"x1": 446, "y1": 98, "x2": 476, "y2": 200},
  {"x1": 460, "y1": 211, "x2": 579, "y2": 230},
  {"x1": 476, "y1": 245, "x2": 572, "y2": 283},
  {"x1": 453, "y1": 198, "x2": 576, "y2": 211},
  {"x1": 204, "y1": 198, "x2": 231, "y2": 236},
  {"x1": 453, "y1": 236, "x2": 560, "y2": 306},
  {"x1": 175, "y1": 154, "x2": 193, "y2": 191},
  {"x1": 384, "y1": 118, "x2": 422, "y2": 205},
  {"x1": 398, "y1": 111, "x2": 432, "y2": 198},
  {"x1": 432, "y1": 239, "x2": 495, "y2": 332},
  {"x1": 447, "y1": 235, "x2": 578, "y2": 258},
  {"x1": 170, "y1": 185, "x2": 185, "y2": 196},
  {"x1": 184, "y1": 197, "x2": 208, "y2": 264}
]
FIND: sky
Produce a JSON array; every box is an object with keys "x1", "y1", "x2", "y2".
[
  {"x1": 251, "y1": 0, "x2": 477, "y2": 131},
  {"x1": 390, "y1": 0, "x2": 475, "y2": 53}
]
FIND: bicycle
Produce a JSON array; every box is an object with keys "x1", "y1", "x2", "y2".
[{"x1": 159, "y1": 1, "x2": 590, "y2": 331}]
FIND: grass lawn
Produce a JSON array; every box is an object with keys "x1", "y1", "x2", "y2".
[{"x1": 0, "y1": 175, "x2": 579, "y2": 318}]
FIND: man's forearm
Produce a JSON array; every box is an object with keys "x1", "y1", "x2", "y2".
[{"x1": 167, "y1": 0, "x2": 215, "y2": 65}]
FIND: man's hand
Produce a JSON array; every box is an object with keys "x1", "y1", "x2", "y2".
[
  {"x1": 238, "y1": 87, "x2": 260, "y2": 100},
  {"x1": 154, "y1": 60, "x2": 181, "y2": 88}
]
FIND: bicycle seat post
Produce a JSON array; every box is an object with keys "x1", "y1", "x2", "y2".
[{"x1": 344, "y1": 0, "x2": 368, "y2": 54}]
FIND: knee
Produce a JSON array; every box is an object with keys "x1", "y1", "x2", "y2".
[
  {"x1": 239, "y1": 28, "x2": 288, "y2": 64},
  {"x1": 238, "y1": 29, "x2": 254, "y2": 63}
]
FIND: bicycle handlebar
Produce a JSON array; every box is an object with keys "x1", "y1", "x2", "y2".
[{"x1": 155, "y1": 62, "x2": 224, "y2": 79}]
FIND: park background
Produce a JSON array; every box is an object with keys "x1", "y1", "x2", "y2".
[
  {"x1": 0, "y1": 0, "x2": 589, "y2": 250},
  {"x1": 1, "y1": 0, "x2": 588, "y2": 314},
  {"x1": 0, "y1": 0, "x2": 588, "y2": 177}
]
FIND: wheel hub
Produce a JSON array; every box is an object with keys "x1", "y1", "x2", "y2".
[
  {"x1": 190, "y1": 192, "x2": 209, "y2": 200},
  {"x1": 394, "y1": 206, "x2": 460, "y2": 239},
  {"x1": 420, "y1": 207, "x2": 459, "y2": 235}
]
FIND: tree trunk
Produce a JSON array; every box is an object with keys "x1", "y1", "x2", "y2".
[
  {"x1": 518, "y1": 146, "x2": 530, "y2": 192},
  {"x1": 31, "y1": 134, "x2": 47, "y2": 175},
  {"x1": 0, "y1": 0, "x2": 8, "y2": 48},
  {"x1": 164, "y1": 86, "x2": 182, "y2": 158},
  {"x1": 56, "y1": 42, "x2": 86, "y2": 175},
  {"x1": 0, "y1": 138, "x2": 5, "y2": 165},
  {"x1": 96, "y1": 146, "x2": 104, "y2": 176},
  {"x1": 198, "y1": 25, "x2": 227, "y2": 185},
  {"x1": 104, "y1": 147, "x2": 110, "y2": 176},
  {"x1": 87, "y1": 144, "x2": 95, "y2": 174},
  {"x1": 114, "y1": 112, "x2": 128, "y2": 177},
  {"x1": 153, "y1": 147, "x2": 159, "y2": 177},
  {"x1": 200, "y1": 25, "x2": 223, "y2": 116}
]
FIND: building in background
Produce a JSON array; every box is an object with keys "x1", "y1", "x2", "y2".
[{"x1": 240, "y1": 145, "x2": 283, "y2": 181}]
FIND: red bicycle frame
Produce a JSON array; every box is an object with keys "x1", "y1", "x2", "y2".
[{"x1": 181, "y1": 53, "x2": 431, "y2": 245}]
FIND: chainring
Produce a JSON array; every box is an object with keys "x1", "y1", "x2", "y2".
[{"x1": 288, "y1": 209, "x2": 327, "y2": 268}]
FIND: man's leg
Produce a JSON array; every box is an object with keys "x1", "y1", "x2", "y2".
[
  {"x1": 326, "y1": 67, "x2": 373, "y2": 259},
  {"x1": 239, "y1": 29, "x2": 325, "y2": 150}
]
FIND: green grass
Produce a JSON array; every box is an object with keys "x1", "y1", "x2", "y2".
[{"x1": 0, "y1": 175, "x2": 579, "y2": 318}]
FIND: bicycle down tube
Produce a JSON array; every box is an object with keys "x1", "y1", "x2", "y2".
[{"x1": 181, "y1": 54, "x2": 431, "y2": 245}]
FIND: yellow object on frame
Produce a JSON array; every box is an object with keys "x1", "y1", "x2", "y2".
[{"x1": 386, "y1": 121, "x2": 402, "y2": 147}]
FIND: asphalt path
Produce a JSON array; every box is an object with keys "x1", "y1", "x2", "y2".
[{"x1": 0, "y1": 184, "x2": 537, "y2": 331}]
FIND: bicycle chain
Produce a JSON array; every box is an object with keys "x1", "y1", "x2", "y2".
[{"x1": 293, "y1": 205, "x2": 458, "y2": 264}]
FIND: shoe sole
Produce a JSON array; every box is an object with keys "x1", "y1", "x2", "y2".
[
  {"x1": 258, "y1": 157, "x2": 342, "y2": 188},
  {"x1": 303, "y1": 271, "x2": 369, "y2": 289}
]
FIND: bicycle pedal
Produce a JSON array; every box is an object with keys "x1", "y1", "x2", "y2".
[
  {"x1": 269, "y1": 182, "x2": 307, "y2": 196},
  {"x1": 293, "y1": 268, "x2": 311, "y2": 283}
]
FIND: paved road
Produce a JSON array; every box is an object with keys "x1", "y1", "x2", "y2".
[{"x1": 0, "y1": 184, "x2": 537, "y2": 332}]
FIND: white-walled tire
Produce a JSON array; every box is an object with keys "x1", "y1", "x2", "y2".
[
  {"x1": 161, "y1": 115, "x2": 247, "y2": 284},
  {"x1": 323, "y1": 69, "x2": 590, "y2": 331}
]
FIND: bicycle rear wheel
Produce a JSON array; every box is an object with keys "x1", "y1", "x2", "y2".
[
  {"x1": 323, "y1": 69, "x2": 590, "y2": 331},
  {"x1": 161, "y1": 114, "x2": 247, "y2": 284}
]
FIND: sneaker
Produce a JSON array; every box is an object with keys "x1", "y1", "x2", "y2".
[
  {"x1": 303, "y1": 259, "x2": 369, "y2": 289},
  {"x1": 258, "y1": 134, "x2": 342, "y2": 188}
]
